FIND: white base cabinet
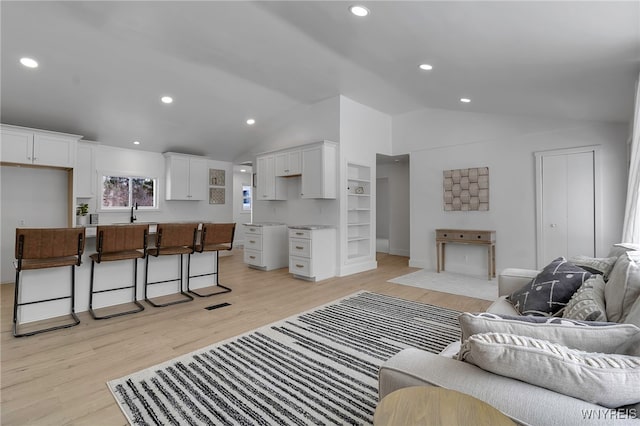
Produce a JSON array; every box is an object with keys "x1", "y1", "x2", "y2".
[
  {"x1": 243, "y1": 223, "x2": 288, "y2": 271},
  {"x1": 288, "y1": 226, "x2": 336, "y2": 281}
]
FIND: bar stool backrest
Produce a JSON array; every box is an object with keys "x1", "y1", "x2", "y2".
[
  {"x1": 202, "y1": 223, "x2": 236, "y2": 249},
  {"x1": 155, "y1": 223, "x2": 199, "y2": 249},
  {"x1": 97, "y1": 224, "x2": 148, "y2": 253},
  {"x1": 15, "y1": 228, "x2": 85, "y2": 262}
]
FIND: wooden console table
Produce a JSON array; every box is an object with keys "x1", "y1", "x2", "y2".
[{"x1": 436, "y1": 229, "x2": 496, "y2": 280}]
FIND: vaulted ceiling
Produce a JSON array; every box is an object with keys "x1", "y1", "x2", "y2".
[{"x1": 2, "y1": 1, "x2": 638, "y2": 161}]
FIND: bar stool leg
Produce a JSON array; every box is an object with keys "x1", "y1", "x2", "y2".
[
  {"x1": 90, "y1": 259, "x2": 145, "y2": 320},
  {"x1": 186, "y1": 250, "x2": 232, "y2": 297},
  {"x1": 13, "y1": 265, "x2": 80, "y2": 338},
  {"x1": 144, "y1": 254, "x2": 194, "y2": 307}
]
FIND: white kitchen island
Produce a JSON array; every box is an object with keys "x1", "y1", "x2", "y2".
[{"x1": 13, "y1": 224, "x2": 220, "y2": 325}]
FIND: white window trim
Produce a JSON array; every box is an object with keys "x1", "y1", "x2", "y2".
[{"x1": 97, "y1": 170, "x2": 161, "y2": 213}]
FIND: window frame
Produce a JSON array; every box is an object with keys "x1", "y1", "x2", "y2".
[{"x1": 98, "y1": 171, "x2": 160, "y2": 212}]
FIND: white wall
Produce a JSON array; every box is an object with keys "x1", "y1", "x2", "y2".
[
  {"x1": 232, "y1": 165, "x2": 253, "y2": 246},
  {"x1": 91, "y1": 145, "x2": 233, "y2": 225},
  {"x1": 1, "y1": 166, "x2": 69, "y2": 282},
  {"x1": 393, "y1": 107, "x2": 628, "y2": 275},
  {"x1": 339, "y1": 96, "x2": 393, "y2": 275},
  {"x1": 247, "y1": 96, "x2": 341, "y2": 228},
  {"x1": 377, "y1": 162, "x2": 410, "y2": 257}
]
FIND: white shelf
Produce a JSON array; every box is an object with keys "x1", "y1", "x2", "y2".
[{"x1": 346, "y1": 162, "x2": 372, "y2": 262}]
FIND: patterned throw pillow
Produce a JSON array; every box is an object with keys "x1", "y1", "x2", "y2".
[
  {"x1": 507, "y1": 257, "x2": 592, "y2": 316},
  {"x1": 605, "y1": 251, "x2": 640, "y2": 323},
  {"x1": 458, "y1": 332, "x2": 640, "y2": 408},
  {"x1": 458, "y1": 312, "x2": 640, "y2": 353},
  {"x1": 563, "y1": 275, "x2": 607, "y2": 322},
  {"x1": 568, "y1": 255, "x2": 617, "y2": 281}
]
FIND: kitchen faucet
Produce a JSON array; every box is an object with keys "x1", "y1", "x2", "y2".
[{"x1": 130, "y1": 202, "x2": 138, "y2": 223}]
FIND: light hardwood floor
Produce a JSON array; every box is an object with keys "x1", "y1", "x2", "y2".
[{"x1": 1, "y1": 250, "x2": 490, "y2": 425}]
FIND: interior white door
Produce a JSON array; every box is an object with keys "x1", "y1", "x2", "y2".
[{"x1": 536, "y1": 147, "x2": 598, "y2": 268}]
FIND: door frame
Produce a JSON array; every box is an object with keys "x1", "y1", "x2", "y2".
[{"x1": 534, "y1": 145, "x2": 602, "y2": 268}]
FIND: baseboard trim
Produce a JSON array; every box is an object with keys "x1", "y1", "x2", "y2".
[{"x1": 338, "y1": 260, "x2": 377, "y2": 277}]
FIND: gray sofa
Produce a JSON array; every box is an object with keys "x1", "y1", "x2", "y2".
[{"x1": 379, "y1": 246, "x2": 640, "y2": 426}]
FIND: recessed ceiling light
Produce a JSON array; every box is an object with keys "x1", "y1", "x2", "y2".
[
  {"x1": 240, "y1": 169, "x2": 247, "y2": 173},
  {"x1": 460, "y1": 98, "x2": 471, "y2": 103},
  {"x1": 161, "y1": 96, "x2": 173, "y2": 104},
  {"x1": 349, "y1": 5, "x2": 369, "y2": 17},
  {"x1": 20, "y1": 57, "x2": 38, "y2": 68},
  {"x1": 418, "y1": 64, "x2": 433, "y2": 71},
  {"x1": 246, "y1": 118, "x2": 256, "y2": 125},
  {"x1": 133, "y1": 140, "x2": 140, "y2": 145}
]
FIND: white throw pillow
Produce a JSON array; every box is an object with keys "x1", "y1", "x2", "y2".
[
  {"x1": 605, "y1": 251, "x2": 640, "y2": 323},
  {"x1": 458, "y1": 312, "x2": 640, "y2": 353},
  {"x1": 458, "y1": 332, "x2": 640, "y2": 408},
  {"x1": 563, "y1": 275, "x2": 607, "y2": 322}
]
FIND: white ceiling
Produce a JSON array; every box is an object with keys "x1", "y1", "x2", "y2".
[{"x1": 1, "y1": 1, "x2": 638, "y2": 162}]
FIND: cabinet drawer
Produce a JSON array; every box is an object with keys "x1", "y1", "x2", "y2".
[
  {"x1": 289, "y1": 229, "x2": 311, "y2": 239},
  {"x1": 244, "y1": 249, "x2": 263, "y2": 266},
  {"x1": 436, "y1": 229, "x2": 495, "y2": 243},
  {"x1": 244, "y1": 225, "x2": 263, "y2": 235},
  {"x1": 289, "y1": 256, "x2": 311, "y2": 276},
  {"x1": 289, "y1": 238, "x2": 311, "y2": 258},
  {"x1": 245, "y1": 234, "x2": 263, "y2": 251}
]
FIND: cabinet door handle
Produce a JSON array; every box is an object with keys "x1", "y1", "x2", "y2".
[
  {"x1": 295, "y1": 246, "x2": 304, "y2": 250},
  {"x1": 295, "y1": 232, "x2": 304, "y2": 236},
  {"x1": 249, "y1": 240, "x2": 256, "y2": 244},
  {"x1": 249, "y1": 228, "x2": 256, "y2": 232},
  {"x1": 249, "y1": 255, "x2": 256, "y2": 259},
  {"x1": 295, "y1": 264, "x2": 304, "y2": 268}
]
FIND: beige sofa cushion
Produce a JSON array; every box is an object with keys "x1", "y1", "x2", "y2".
[
  {"x1": 458, "y1": 332, "x2": 640, "y2": 408},
  {"x1": 458, "y1": 312, "x2": 640, "y2": 353},
  {"x1": 605, "y1": 251, "x2": 640, "y2": 323}
]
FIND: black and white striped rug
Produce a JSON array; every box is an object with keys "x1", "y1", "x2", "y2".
[{"x1": 108, "y1": 291, "x2": 461, "y2": 425}]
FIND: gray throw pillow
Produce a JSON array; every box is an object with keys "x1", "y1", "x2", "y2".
[
  {"x1": 563, "y1": 275, "x2": 607, "y2": 322},
  {"x1": 458, "y1": 332, "x2": 640, "y2": 409},
  {"x1": 507, "y1": 257, "x2": 592, "y2": 316},
  {"x1": 458, "y1": 312, "x2": 640, "y2": 353},
  {"x1": 568, "y1": 255, "x2": 617, "y2": 281}
]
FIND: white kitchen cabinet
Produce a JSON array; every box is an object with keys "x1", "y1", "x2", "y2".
[
  {"x1": 288, "y1": 226, "x2": 336, "y2": 281},
  {"x1": 275, "y1": 149, "x2": 301, "y2": 176},
  {"x1": 301, "y1": 141, "x2": 337, "y2": 199},
  {"x1": 74, "y1": 141, "x2": 97, "y2": 198},
  {"x1": 1, "y1": 124, "x2": 80, "y2": 168},
  {"x1": 256, "y1": 155, "x2": 286, "y2": 200},
  {"x1": 164, "y1": 153, "x2": 207, "y2": 200},
  {"x1": 243, "y1": 223, "x2": 288, "y2": 270}
]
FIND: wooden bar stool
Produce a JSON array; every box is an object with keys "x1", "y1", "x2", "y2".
[
  {"x1": 89, "y1": 224, "x2": 148, "y2": 319},
  {"x1": 187, "y1": 223, "x2": 235, "y2": 297},
  {"x1": 144, "y1": 223, "x2": 197, "y2": 307},
  {"x1": 13, "y1": 227, "x2": 85, "y2": 337}
]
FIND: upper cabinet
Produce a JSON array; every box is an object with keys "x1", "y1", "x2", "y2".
[
  {"x1": 256, "y1": 141, "x2": 337, "y2": 201},
  {"x1": 74, "y1": 141, "x2": 97, "y2": 198},
  {"x1": 275, "y1": 149, "x2": 301, "y2": 176},
  {"x1": 256, "y1": 155, "x2": 287, "y2": 200},
  {"x1": 301, "y1": 141, "x2": 337, "y2": 199},
  {"x1": 164, "y1": 153, "x2": 207, "y2": 200},
  {"x1": 0, "y1": 124, "x2": 80, "y2": 168}
]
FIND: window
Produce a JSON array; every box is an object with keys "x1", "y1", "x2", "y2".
[
  {"x1": 242, "y1": 185, "x2": 252, "y2": 211},
  {"x1": 101, "y1": 175, "x2": 157, "y2": 209}
]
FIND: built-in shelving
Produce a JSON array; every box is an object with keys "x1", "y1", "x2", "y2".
[{"x1": 346, "y1": 163, "x2": 372, "y2": 261}]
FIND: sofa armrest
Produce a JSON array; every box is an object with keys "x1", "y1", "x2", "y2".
[
  {"x1": 379, "y1": 348, "x2": 636, "y2": 426},
  {"x1": 498, "y1": 268, "x2": 539, "y2": 296}
]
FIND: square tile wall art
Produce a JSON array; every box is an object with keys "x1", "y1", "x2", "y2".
[
  {"x1": 443, "y1": 167, "x2": 489, "y2": 211},
  {"x1": 209, "y1": 187, "x2": 225, "y2": 204}
]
